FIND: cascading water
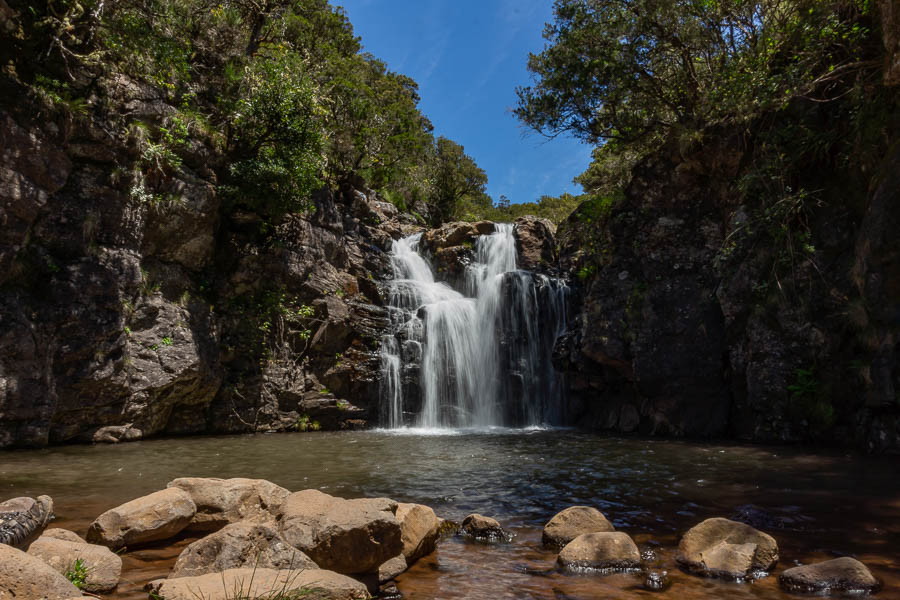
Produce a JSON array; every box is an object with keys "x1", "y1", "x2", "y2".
[{"x1": 379, "y1": 224, "x2": 568, "y2": 429}]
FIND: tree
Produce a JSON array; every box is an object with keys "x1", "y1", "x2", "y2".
[{"x1": 429, "y1": 137, "x2": 489, "y2": 225}]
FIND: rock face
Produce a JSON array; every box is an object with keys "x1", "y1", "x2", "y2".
[
  {"x1": 87, "y1": 487, "x2": 196, "y2": 549},
  {"x1": 167, "y1": 477, "x2": 290, "y2": 532},
  {"x1": 460, "y1": 513, "x2": 512, "y2": 543},
  {"x1": 779, "y1": 557, "x2": 880, "y2": 594},
  {"x1": 0, "y1": 543, "x2": 81, "y2": 599},
  {"x1": 542, "y1": 506, "x2": 615, "y2": 548},
  {"x1": 556, "y1": 531, "x2": 641, "y2": 571},
  {"x1": 513, "y1": 216, "x2": 557, "y2": 271},
  {"x1": 676, "y1": 517, "x2": 778, "y2": 578},
  {"x1": 395, "y1": 502, "x2": 442, "y2": 563},
  {"x1": 148, "y1": 567, "x2": 369, "y2": 600},
  {"x1": 0, "y1": 495, "x2": 53, "y2": 548},
  {"x1": 277, "y1": 489, "x2": 402, "y2": 574},
  {"x1": 0, "y1": 71, "x2": 420, "y2": 448},
  {"x1": 27, "y1": 535, "x2": 122, "y2": 593},
  {"x1": 170, "y1": 521, "x2": 316, "y2": 578}
]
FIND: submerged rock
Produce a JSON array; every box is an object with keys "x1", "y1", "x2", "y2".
[
  {"x1": 87, "y1": 487, "x2": 196, "y2": 549},
  {"x1": 27, "y1": 535, "x2": 122, "y2": 593},
  {"x1": 170, "y1": 521, "x2": 316, "y2": 578},
  {"x1": 167, "y1": 477, "x2": 290, "y2": 532},
  {"x1": 0, "y1": 495, "x2": 53, "y2": 549},
  {"x1": 542, "y1": 506, "x2": 615, "y2": 548},
  {"x1": 277, "y1": 489, "x2": 402, "y2": 575},
  {"x1": 643, "y1": 569, "x2": 670, "y2": 591},
  {"x1": 676, "y1": 517, "x2": 778, "y2": 579},
  {"x1": 779, "y1": 557, "x2": 880, "y2": 594},
  {"x1": 0, "y1": 543, "x2": 81, "y2": 599},
  {"x1": 556, "y1": 531, "x2": 641, "y2": 572},
  {"x1": 396, "y1": 502, "x2": 443, "y2": 563},
  {"x1": 148, "y1": 567, "x2": 369, "y2": 600},
  {"x1": 460, "y1": 513, "x2": 513, "y2": 543}
]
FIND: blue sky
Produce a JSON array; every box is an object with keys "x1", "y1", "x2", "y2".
[{"x1": 337, "y1": 0, "x2": 593, "y2": 205}]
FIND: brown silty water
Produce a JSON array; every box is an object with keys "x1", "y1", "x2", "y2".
[{"x1": 1, "y1": 429, "x2": 897, "y2": 599}]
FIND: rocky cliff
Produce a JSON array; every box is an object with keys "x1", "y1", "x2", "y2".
[{"x1": 0, "y1": 71, "x2": 421, "y2": 448}]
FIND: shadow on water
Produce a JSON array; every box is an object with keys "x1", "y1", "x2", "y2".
[{"x1": 1, "y1": 429, "x2": 897, "y2": 599}]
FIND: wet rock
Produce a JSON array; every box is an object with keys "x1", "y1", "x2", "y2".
[
  {"x1": 0, "y1": 543, "x2": 81, "y2": 599},
  {"x1": 0, "y1": 495, "x2": 53, "y2": 548},
  {"x1": 556, "y1": 531, "x2": 641, "y2": 572},
  {"x1": 87, "y1": 487, "x2": 196, "y2": 549},
  {"x1": 170, "y1": 521, "x2": 316, "y2": 578},
  {"x1": 676, "y1": 517, "x2": 778, "y2": 578},
  {"x1": 41, "y1": 528, "x2": 86, "y2": 543},
  {"x1": 779, "y1": 557, "x2": 880, "y2": 594},
  {"x1": 277, "y1": 489, "x2": 402, "y2": 575},
  {"x1": 542, "y1": 506, "x2": 615, "y2": 549},
  {"x1": 27, "y1": 535, "x2": 122, "y2": 593},
  {"x1": 643, "y1": 569, "x2": 670, "y2": 591},
  {"x1": 148, "y1": 567, "x2": 369, "y2": 600},
  {"x1": 460, "y1": 513, "x2": 512, "y2": 543},
  {"x1": 377, "y1": 554, "x2": 408, "y2": 584},
  {"x1": 379, "y1": 581, "x2": 402, "y2": 600},
  {"x1": 396, "y1": 502, "x2": 442, "y2": 563},
  {"x1": 167, "y1": 477, "x2": 291, "y2": 533}
]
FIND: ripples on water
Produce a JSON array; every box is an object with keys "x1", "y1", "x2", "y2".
[{"x1": 1, "y1": 430, "x2": 897, "y2": 599}]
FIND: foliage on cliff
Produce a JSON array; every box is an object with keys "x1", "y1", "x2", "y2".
[{"x1": 3, "y1": 0, "x2": 488, "y2": 226}]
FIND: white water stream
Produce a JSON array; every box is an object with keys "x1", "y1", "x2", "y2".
[{"x1": 380, "y1": 224, "x2": 567, "y2": 429}]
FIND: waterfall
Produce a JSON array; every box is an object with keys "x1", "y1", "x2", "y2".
[{"x1": 379, "y1": 224, "x2": 567, "y2": 429}]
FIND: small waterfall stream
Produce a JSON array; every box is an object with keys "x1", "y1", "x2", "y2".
[{"x1": 380, "y1": 224, "x2": 568, "y2": 429}]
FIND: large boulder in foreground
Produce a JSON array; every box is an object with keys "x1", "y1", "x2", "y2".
[
  {"x1": 27, "y1": 535, "x2": 122, "y2": 593},
  {"x1": 556, "y1": 532, "x2": 641, "y2": 572},
  {"x1": 170, "y1": 521, "x2": 316, "y2": 578},
  {"x1": 396, "y1": 502, "x2": 442, "y2": 563},
  {"x1": 277, "y1": 489, "x2": 402, "y2": 575},
  {"x1": 779, "y1": 557, "x2": 880, "y2": 594},
  {"x1": 461, "y1": 513, "x2": 512, "y2": 543},
  {"x1": 148, "y1": 567, "x2": 369, "y2": 600},
  {"x1": 676, "y1": 517, "x2": 778, "y2": 578},
  {"x1": 87, "y1": 487, "x2": 196, "y2": 549},
  {"x1": 41, "y1": 528, "x2": 86, "y2": 543},
  {"x1": 0, "y1": 543, "x2": 81, "y2": 599},
  {"x1": 542, "y1": 506, "x2": 615, "y2": 548},
  {"x1": 0, "y1": 495, "x2": 53, "y2": 548},
  {"x1": 167, "y1": 477, "x2": 291, "y2": 532}
]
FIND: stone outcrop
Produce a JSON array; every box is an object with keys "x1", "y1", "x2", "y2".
[
  {"x1": 460, "y1": 513, "x2": 512, "y2": 543},
  {"x1": 148, "y1": 567, "x2": 369, "y2": 600},
  {"x1": 0, "y1": 543, "x2": 81, "y2": 599},
  {"x1": 676, "y1": 517, "x2": 778, "y2": 579},
  {"x1": 513, "y1": 216, "x2": 557, "y2": 271},
  {"x1": 0, "y1": 495, "x2": 53, "y2": 548},
  {"x1": 170, "y1": 521, "x2": 316, "y2": 578},
  {"x1": 277, "y1": 489, "x2": 402, "y2": 574},
  {"x1": 27, "y1": 535, "x2": 122, "y2": 593},
  {"x1": 542, "y1": 506, "x2": 614, "y2": 549},
  {"x1": 167, "y1": 477, "x2": 290, "y2": 532},
  {"x1": 395, "y1": 502, "x2": 442, "y2": 563},
  {"x1": 779, "y1": 557, "x2": 880, "y2": 594},
  {"x1": 87, "y1": 487, "x2": 196, "y2": 549},
  {"x1": 556, "y1": 531, "x2": 641, "y2": 572}
]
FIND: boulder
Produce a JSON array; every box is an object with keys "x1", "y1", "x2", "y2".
[
  {"x1": 676, "y1": 517, "x2": 778, "y2": 578},
  {"x1": 27, "y1": 535, "x2": 122, "y2": 593},
  {"x1": 167, "y1": 477, "x2": 291, "y2": 532},
  {"x1": 170, "y1": 521, "x2": 316, "y2": 578},
  {"x1": 779, "y1": 557, "x2": 880, "y2": 594},
  {"x1": 396, "y1": 503, "x2": 442, "y2": 563},
  {"x1": 87, "y1": 487, "x2": 196, "y2": 549},
  {"x1": 0, "y1": 543, "x2": 81, "y2": 599},
  {"x1": 0, "y1": 495, "x2": 53, "y2": 548},
  {"x1": 422, "y1": 221, "x2": 495, "y2": 251},
  {"x1": 377, "y1": 554, "x2": 408, "y2": 584},
  {"x1": 92, "y1": 424, "x2": 142, "y2": 443},
  {"x1": 41, "y1": 528, "x2": 86, "y2": 543},
  {"x1": 542, "y1": 506, "x2": 615, "y2": 548},
  {"x1": 513, "y1": 216, "x2": 557, "y2": 270},
  {"x1": 148, "y1": 567, "x2": 369, "y2": 600},
  {"x1": 277, "y1": 490, "x2": 402, "y2": 574},
  {"x1": 460, "y1": 513, "x2": 512, "y2": 543},
  {"x1": 556, "y1": 531, "x2": 641, "y2": 572}
]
